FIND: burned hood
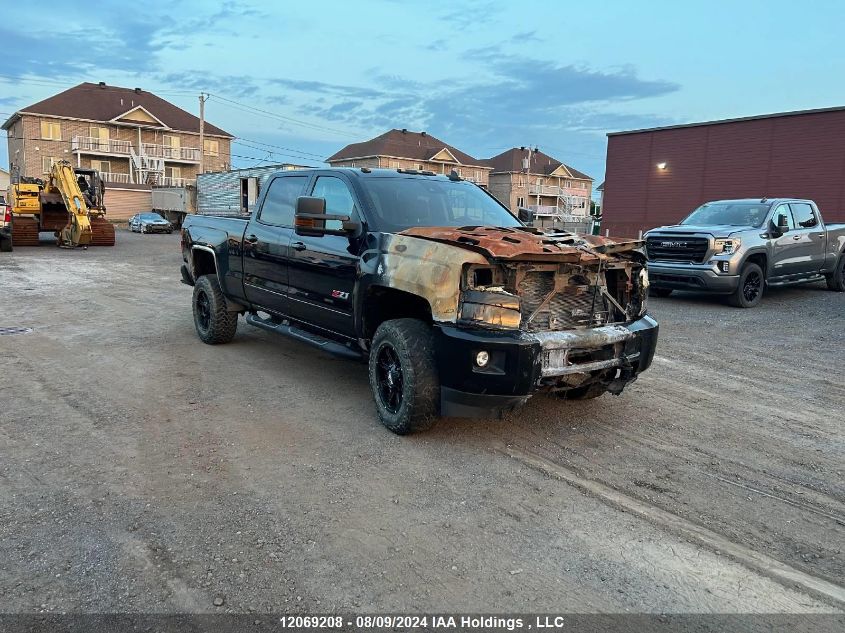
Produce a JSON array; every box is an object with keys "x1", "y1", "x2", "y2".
[{"x1": 399, "y1": 226, "x2": 644, "y2": 263}]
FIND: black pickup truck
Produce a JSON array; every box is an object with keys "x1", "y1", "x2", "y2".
[{"x1": 180, "y1": 168, "x2": 658, "y2": 434}]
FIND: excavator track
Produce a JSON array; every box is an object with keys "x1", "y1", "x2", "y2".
[
  {"x1": 11, "y1": 217, "x2": 40, "y2": 246},
  {"x1": 89, "y1": 217, "x2": 116, "y2": 246}
]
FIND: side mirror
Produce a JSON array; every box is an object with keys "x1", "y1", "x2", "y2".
[
  {"x1": 772, "y1": 213, "x2": 789, "y2": 235},
  {"x1": 294, "y1": 196, "x2": 360, "y2": 237},
  {"x1": 517, "y1": 207, "x2": 534, "y2": 224}
]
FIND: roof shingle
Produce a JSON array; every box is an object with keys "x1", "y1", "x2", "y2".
[
  {"x1": 327, "y1": 129, "x2": 488, "y2": 167},
  {"x1": 483, "y1": 147, "x2": 592, "y2": 180},
  {"x1": 3, "y1": 82, "x2": 232, "y2": 137}
]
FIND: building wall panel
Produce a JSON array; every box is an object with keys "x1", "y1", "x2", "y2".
[{"x1": 603, "y1": 110, "x2": 845, "y2": 237}]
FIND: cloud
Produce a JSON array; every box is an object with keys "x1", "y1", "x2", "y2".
[{"x1": 158, "y1": 71, "x2": 260, "y2": 98}]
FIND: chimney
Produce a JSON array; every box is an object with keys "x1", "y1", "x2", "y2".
[
  {"x1": 519, "y1": 146, "x2": 525, "y2": 151},
  {"x1": 421, "y1": 131, "x2": 426, "y2": 136},
  {"x1": 98, "y1": 82, "x2": 106, "y2": 88},
  {"x1": 134, "y1": 87, "x2": 142, "y2": 94},
  {"x1": 401, "y1": 128, "x2": 407, "y2": 134}
]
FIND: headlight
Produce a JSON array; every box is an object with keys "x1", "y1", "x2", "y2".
[
  {"x1": 639, "y1": 268, "x2": 649, "y2": 316},
  {"x1": 715, "y1": 237, "x2": 740, "y2": 254},
  {"x1": 460, "y1": 290, "x2": 521, "y2": 329}
]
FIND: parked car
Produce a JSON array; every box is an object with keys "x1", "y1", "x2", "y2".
[
  {"x1": 1, "y1": 194, "x2": 12, "y2": 252},
  {"x1": 645, "y1": 198, "x2": 845, "y2": 307},
  {"x1": 180, "y1": 168, "x2": 658, "y2": 434},
  {"x1": 128, "y1": 212, "x2": 173, "y2": 234}
]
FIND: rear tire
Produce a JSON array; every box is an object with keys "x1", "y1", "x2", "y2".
[
  {"x1": 192, "y1": 275, "x2": 238, "y2": 344},
  {"x1": 650, "y1": 287, "x2": 673, "y2": 298},
  {"x1": 368, "y1": 319, "x2": 439, "y2": 434},
  {"x1": 728, "y1": 263, "x2": 764, "y2": 308},
  {"x1": 825, "y1": 254, "x2": 845, "y2": 292}
]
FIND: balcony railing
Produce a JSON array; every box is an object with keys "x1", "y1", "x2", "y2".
[
  {"x1": 72, "y1": 136, "x2": 132, "y2": 155},
  {"x1": 100, "y1": 172, "x2": 131, "y2": 184},
  {"x1": 159, "y1": 176, "x2": 196, "y2": 187},
  {"x1": 529, "y1": 184, "x2": 565, "y2": 196},
  {"x1": 141, "y1": 143, "x2": 201, "y2": 162},
  {"x1": 528, "y1": 205, "x2": 588, "y2": 220}
]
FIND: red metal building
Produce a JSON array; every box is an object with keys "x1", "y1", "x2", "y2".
[{"x1": 601, "y1": 107, "x2": 845, "y2": 237}]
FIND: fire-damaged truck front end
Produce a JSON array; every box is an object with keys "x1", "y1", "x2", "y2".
[{"x1": 399, "y1": 227, "x2": 659, "y2": 417}]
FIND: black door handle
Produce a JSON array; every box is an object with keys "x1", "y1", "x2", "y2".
[
  {"x1": 292, "y1": 241, "x2": 307, "y2": 252},
  {"x1": 245, "y1": 234, "x2": 258, "y2": 244}
]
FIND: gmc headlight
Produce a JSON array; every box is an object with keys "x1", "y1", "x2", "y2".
[{"x1": 715, "y1": 238, "x2": 741, "y2": 254}]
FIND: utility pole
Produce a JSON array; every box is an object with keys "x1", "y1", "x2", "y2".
[{"x1": 198, "y1": 93, "x2": 208, "y2": 175}]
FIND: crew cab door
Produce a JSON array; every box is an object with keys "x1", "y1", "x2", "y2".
[
  {"x1": 242, "y1": 174, "x2": 309, "y2": 316},
  {"x1": 287, "y1": 175, "x2": 361, "y2": 338},
  {"x1": 771, "y1": 202, "x2": 826, "y2": 277}
]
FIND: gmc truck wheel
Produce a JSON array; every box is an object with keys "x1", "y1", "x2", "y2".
[
  {"x1": 728, "y1": 263, "x2": 764, "y2": 308},
  {"x1": 192, "y1": 275, "x2": 238, "y2": 344},
  {"x1": 826, "y1": 255, "x2": 845, "y2": 292},
  {"x1": 368, "y1": 319, "x2": 439, "y2": 435}
]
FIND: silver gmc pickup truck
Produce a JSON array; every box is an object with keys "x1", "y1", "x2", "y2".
[{"x1": 645, "y1": 198, "x2": 845, "y2": 307}]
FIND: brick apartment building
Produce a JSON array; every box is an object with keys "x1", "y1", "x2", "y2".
[
  {"x1": 2, "y1": 82, "x2": 232, "y2": 218},
  {"x1": 327, "y1": 129, "x2": 492, "y2": 186},
  {"x1": 484, "y1": 147, "x2": 592, "y2": 221}
]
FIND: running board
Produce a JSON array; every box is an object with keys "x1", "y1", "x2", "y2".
[
  {"x1": 245, "y1": 313, "x2": 363, "y2": 360},
  {"x1": 767, "y1": 274, "x2": 825, "y2": 288}
]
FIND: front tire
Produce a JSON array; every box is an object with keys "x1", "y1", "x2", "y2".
[
  {"x1": 368, "y1": 319, "x2": 439, "y2": 434},
  {"x1": 192, "y1": 275, "x2": 238, "y2": 344},
  {"x1": 826, "y1": 254, "x2": 845, "y2": 292},
  {"x1": 0, "y1": 236, "x2": 12, "y2": 252},
  {"x1": 728, "y1": 263, "x2": 764, "y2": 308}
]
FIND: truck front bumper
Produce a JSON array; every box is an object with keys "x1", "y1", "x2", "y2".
[
  {"x1": 433, "y1": 315, "x2": 659, "y2": 418},
  {"x1": 648, "y1": 261, "x2": 739, "y2": 293}
]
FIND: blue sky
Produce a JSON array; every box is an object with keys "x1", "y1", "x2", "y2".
[{"x1": 2, "y1": 0, "x2": 845, "y2": 189}]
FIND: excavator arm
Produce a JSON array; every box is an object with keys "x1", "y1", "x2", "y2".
[{"x1": 49, "y1": 160, "x2": 93, "y2": 247}]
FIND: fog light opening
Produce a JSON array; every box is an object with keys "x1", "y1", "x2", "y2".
[{"x1": 475, "y1": 351, "x2": 490, "y2": 367}]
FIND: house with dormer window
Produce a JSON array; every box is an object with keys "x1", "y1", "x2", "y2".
[
  {"x1": 3, "y1": 82, "x2": 232, "y2": 218},
  {"x1": 326, "y1": 129, "x2": 492, "y2": 186}
]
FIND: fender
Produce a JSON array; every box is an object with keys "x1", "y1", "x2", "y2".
[{"x1": 191, "y1": 245, "x2": 246, "y2": 313}]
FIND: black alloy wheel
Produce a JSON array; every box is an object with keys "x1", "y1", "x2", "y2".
[
  {"x1": 742, "y1": 269, "x2": 762, "y2": 303},
  {"x1": 375, "y1": 342, "x2": 404, "y2": 414}
]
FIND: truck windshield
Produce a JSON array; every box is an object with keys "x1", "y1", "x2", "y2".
[
  {"x1": 362, "y1": 177, "x2": 522, "y2": 232},
  {"x1": 681, "y1": 202, "x2": 770, "y2": 227}
]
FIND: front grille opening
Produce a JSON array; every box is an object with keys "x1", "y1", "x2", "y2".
[
  {"x1": 518, "y1": 270, "x2": 608, "y2": 332},
  {"x1": 646, "y1": 235, "x2": 708, "y2": 263}
]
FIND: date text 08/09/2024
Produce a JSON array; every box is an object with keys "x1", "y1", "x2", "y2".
[{"x1": 278, "y1": 615, "x2": 572, "y2": 629}]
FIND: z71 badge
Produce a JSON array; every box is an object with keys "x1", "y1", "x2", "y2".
[{"x1": 331, "y1": 290, "x2": 350, "y2": 300}]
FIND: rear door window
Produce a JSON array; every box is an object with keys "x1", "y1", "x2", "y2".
[
  {"x1": 789, "y1": 203, "x2": 818, "y2": 228},
  {"x1": 258, "y1": 176, "x2": 308, "y2": 227}
]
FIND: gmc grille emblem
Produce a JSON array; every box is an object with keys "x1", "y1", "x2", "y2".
[{"x1": 661, "y1": 241, "x2": 688, "y2": 248}]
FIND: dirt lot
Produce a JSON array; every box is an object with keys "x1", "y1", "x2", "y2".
[{"x1": 1, "y1": 230, "x2": 843, "y2": 615}]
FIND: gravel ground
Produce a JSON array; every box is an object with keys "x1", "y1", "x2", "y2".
[{"x1": 0, "y1": 230, "x2": 843, "y2": 616}]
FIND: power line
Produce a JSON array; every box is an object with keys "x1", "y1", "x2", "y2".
[
  {"x1": 232, "y1": 139, "x2": 324, "y2": 163},
  {"x1": 208, "y1": 93, "x2": 359, "y2": 138},
  {"x1": 233, "y1": 137, "x2": 326, "y2": 159}
]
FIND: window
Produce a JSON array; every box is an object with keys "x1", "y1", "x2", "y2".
[
  {"x1": 517, "y1": 177, "x2": 524, "y2": 188},
  {"x1": 789, "y1": 202, "x2": 818, "y2": 228},
  {"x1": 417, "y1": 164, "x2": 424, "y2": 171},
  {"x1": 517, "y1": 196, "x2": 525, "y2": 208},
  {"x1": 258, "y1": 176, "x2": 308, "y2": 226},
  {"x1": 40, "y1": 121, "x2": 61, "y2": 140},
  {"x1": 42, "y1": 156, "x2": 56, "y2": 173},
  {"x1": 165, "y1": 166, "x2": 181, "y2": 181},
  {"x1": 91, "y1": 160, "x2": 111, "y2": 174},
  {"x1": 311, "y1": 176, "x2": 358, "y2": 230},
  {"x1": 389, "y1": 160, "x2": 399, "y2": 169},
  {"x1": 772, "y1": 205, "x2": 795, "y2": 230},
  {"x1": 203, "y1": 139, "x2": 219, "y2": 157},
  {"x1": 162, "y1": 134, "x2": 180, "y2": 148},
  {"x1": 363, "y1": 178, "x2": 520, "y2": 233}
]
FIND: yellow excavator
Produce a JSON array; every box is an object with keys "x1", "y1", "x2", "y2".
[{"x1": 7, "y1": 160, "x2": 115, "y2": 247}]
